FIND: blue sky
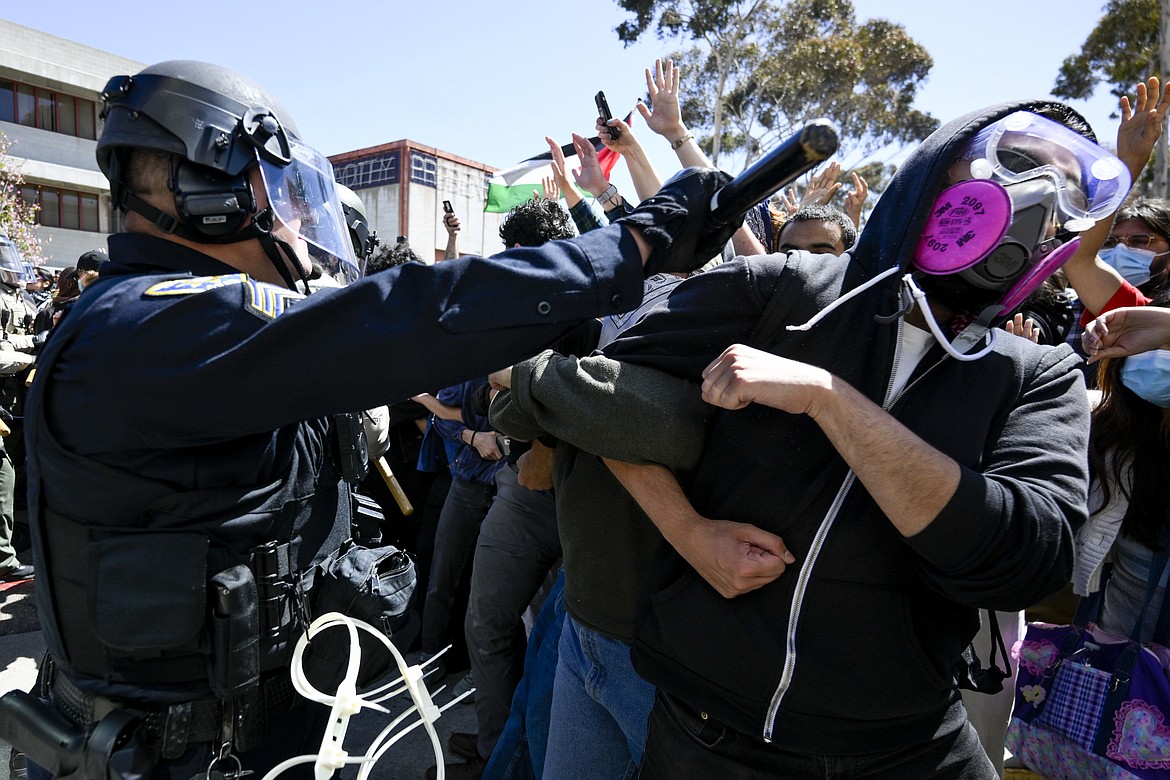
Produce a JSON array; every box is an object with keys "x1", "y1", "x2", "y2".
[{"x1": 3, "y1": 1, "x2": 1126, "y2": 201}]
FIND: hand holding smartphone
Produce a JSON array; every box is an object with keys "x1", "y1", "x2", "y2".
[
  {"x1": 595, "y1": 90, "x2": 619, "y2": 140},
  {"x1": 443, "y1": 200, "x2": 454, "y2": 214}
]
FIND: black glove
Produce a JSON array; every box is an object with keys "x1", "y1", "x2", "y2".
[{"x1": 616, "y1": 167, "x2": 740, "y2": 276}]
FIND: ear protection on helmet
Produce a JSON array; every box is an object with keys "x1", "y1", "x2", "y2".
[{"x1": 169, "y1": 158, "x2": 257, "y2": 240}]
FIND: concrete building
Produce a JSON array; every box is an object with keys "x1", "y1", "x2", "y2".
[
  {"x1": 1, "y1": 20, "x2": 506, "y2": 270},
  {"x1": 330, "y1": 141, "x2": 506, "y2": 264},
  {"x1": 0, "y1": 19, "x2": 143, "y2": 267}
]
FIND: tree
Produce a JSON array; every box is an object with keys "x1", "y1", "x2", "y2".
[
  {"x1": 614, "y1": 0, "x2": 938, "y2": 168},
  {"x1": 1053, "y1": 0, "x2": 1166, "y2": 194},
  {"x1": 0, "y1": 132, "x2": 46, "y2": 265}
]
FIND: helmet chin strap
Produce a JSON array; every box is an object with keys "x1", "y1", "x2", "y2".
[
  {"x1": 121, "y1": 189, "x2": 312, "y2": 295},
  {"x1": 251, "y1": 208, "x2": 312, "y2": 295}
]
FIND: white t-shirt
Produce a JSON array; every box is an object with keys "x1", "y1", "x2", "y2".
[{"x1": 887, "y1": 322, "x2": 934, "y2": 402}]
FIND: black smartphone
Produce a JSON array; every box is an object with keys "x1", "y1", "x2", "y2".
[
  {"x1": 443, "y1": 200, "x2": 453, "y2": 214},
  {"x1": 595, "y1": 90, "x2": 619, "y2": 139}
]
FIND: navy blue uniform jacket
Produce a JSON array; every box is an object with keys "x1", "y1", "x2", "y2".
[{"x1": 26, "y1": 226, "x2": 644, "y2": 700}]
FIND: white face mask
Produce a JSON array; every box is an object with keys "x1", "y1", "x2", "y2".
[
  {"x1": 1120, "y1": 349, "x2": 1170, "y2": 408},
  {"x1": 1100, "y1": 245, "x2": 1159, "y2": 286}
]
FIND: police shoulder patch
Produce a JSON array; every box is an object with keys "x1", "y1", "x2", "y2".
[
  {"x1": 243, "y1": 279, "x2": 303, "y2": 320},
  {"x1": 143, "y1": 274, "x2": 302, "y2": 320},
  {"x1": 144, "y1": 273, "x2": 249, "y2": 297}
]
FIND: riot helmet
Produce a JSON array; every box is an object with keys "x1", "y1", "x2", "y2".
[
  {"x1": 96, "y1": 61, "x2": 358, "y2": 291},
  {"x1": 335, "y1": 184, "x2": 379, "y2": 276},
  {"x1": 0, "y1": 235, "x2": 34, "y2": 288}
]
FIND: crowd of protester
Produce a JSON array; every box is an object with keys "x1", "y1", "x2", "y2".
[
  {"x1": 11, "y1": 51, "x2": 1170, "y2": 780},
  {"x1": 258, "y1": 60, "x2": 1170, "y2": 780}
]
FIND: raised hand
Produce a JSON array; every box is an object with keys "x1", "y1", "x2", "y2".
[
  {"x1": 843, "y1": 172, "x2": 868, "y2": 228},
  {"x1": 537, "y1": 175, "x2": 560, "y2": 203},
  {"x1": 800, "y1": 161, "x2": 843, "y2": 207},
  {"x1": 1083, "y1": 306, "x2": 1170, "y2": 363},
  {"x1": 1116, "y1": 76, "x2": 1170, "y2": 178},
  {"x1": 596, "y1": 114, "x2": 639, "y2": 155},
  {"x1": 570, "y1": 132, "x2": 610, "y2": 197},
  {"x1": 637, "y1": 57, "x2": 686, "y2": 141},
  {"x1": 780, "y1": 187, "x2": 800, "y2": 216},
  {"x1": 545, "y1": 136, "x2": 574, "y2": 194},
  {"x1": 1002, "y1": 313, "x2": 1039, "y2": 344}
]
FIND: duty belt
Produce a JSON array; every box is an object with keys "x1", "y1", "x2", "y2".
[{"x1": 48, "y1": 663, "x2": 297, "y2": 759}]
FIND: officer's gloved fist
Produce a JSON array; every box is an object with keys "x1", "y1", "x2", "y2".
[{"x1": 617, "y1": 167, "x2": 740, "y2": 276}]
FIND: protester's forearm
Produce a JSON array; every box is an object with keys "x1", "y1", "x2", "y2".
[
  {"x1": 622, "y1": 144, "x2": 663, "y2": 203},
  {"x1": 413, "y1": 393, "x2": 463, "y2": 421},
  {"x1": 810, "y1": 377, "x2": 960, "y2": 537},
  {"x1": 730, "y1": 224, "x2": 765, "y2": 256},
  {"x1": 671, "y1": 131, "x2": 711, "y2": 170},
  {"x1": 560, "y1": 184, "x2": 583, "y2": 209},
  {"x1": 605, "y1": 459, "x2": 701, "y2": 547},
  {"x1": 1062, "y1": 218, "x2": 1124, "y2": 317}
]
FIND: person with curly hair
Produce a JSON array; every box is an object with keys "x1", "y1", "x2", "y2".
[{"x1": 499, "y1": 197, "x2": 576, "y2": 248}]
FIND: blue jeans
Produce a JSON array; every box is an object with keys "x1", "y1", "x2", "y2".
[
  {"x1": 637, "y1": 691, "x2": 996, "y2": 779},
  {"x1": 542, "y1": 616, "x2": 656, "y2": 780}
]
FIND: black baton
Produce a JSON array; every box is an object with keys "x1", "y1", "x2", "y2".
[{"x1": 709, "y1": 119, "x2": 840, "y2": 225}]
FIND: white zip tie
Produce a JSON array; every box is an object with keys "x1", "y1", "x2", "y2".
[{"x1": 260, "y1": 612, "x2": 456, "y2": 780}]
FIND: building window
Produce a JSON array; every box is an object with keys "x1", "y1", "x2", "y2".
[
  {"x1": 0, "y1": 78, "x2": 96, "y2": 140},
  {"x1": 23, "y1": 186, "x2": 101, "y2": 232},
  {"x1": 0, "y1": 82, "x2": 13, "y2": 124},
  {"x1": 40, "y1": 190, "x2": 59, "y2": 228},
  {"x1": 16, "y1": 84, "x2": 34, "y2": 128},
  {"x1": 410, "y1": 151, "x2": 437, "y2": 187},
  {"x1": 57, "y1": 93, "x2": 76, "y2": 136}
]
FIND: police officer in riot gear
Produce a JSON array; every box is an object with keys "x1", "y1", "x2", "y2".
[
  {"x1": 336, "y1": 183, "x2": 379, "y2": 272},
  {"x1": 0, "y1": 236, "x2": 37, "y2": 582},
  {"x1": 8, "y1": 58, "x2": 733, "y2": 779}
]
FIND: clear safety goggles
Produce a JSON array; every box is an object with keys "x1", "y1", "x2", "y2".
[
  {"x1": 955, "y1": 111, "x2": 1131, "y2": 231},
  {"x1": 258, "y1": 137, "x2": 360, "y2": 285}
]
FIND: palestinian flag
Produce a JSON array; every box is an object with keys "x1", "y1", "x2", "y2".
[{"x1": 484, "y1": 128, "x2": 625, "y2": 214}]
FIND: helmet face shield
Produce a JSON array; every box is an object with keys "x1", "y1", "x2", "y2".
[
  {"x1": 0, "y1": 238, "x2": 33, "y2": 286},
  {"x1": 955, "y1": 111, "x2": 1131, "y2": 230},
  {"x1": 258, "y1": 137, "x2": 359, "y2": 284}
]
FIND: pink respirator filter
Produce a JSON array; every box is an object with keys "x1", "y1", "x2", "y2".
[{"x1": 914, "y1": 180, "x2": 1013, "y2": 275}]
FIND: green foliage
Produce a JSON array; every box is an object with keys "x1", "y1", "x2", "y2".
[
  {"x1": 615, "y1": 0, "x2": 938, "y2": 167},
  {"x1": 1054, "y1": 0, "x2": 1159, "y2": 106},
  {"x1": 0, "y1": 133, "x2": 46, "y2": 265}
]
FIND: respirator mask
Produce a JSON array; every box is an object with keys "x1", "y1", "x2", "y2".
[{"x1": 910, "y1": 111, "x2": 1130, "y2": 360}]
